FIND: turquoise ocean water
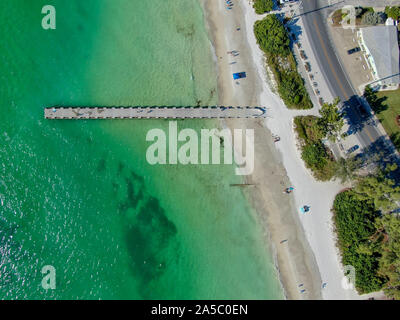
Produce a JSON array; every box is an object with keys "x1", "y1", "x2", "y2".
[{"x1": 0, "y1": 0, "x2": 283, "y2": 299}]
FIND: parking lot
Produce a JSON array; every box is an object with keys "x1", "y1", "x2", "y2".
[{"x1": 329, "y1": 26, "x2": 374, "y2": 94}]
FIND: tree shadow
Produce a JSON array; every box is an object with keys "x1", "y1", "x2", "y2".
[
  {"x1": 341, "y1": 95, "x2": 368, "y2": 135},
  {"x1": 390, "y1": 132, "x2": 400, "y2": 152},
  {"x1": 285, "y1": 16, "x2": 303, "y2": 44},
  {"x1": 356, "y1": 136, "x2": 399, "y2": 171},
  {"x1": 364, "y1": 92, "x2": 388, "y2": 114}
]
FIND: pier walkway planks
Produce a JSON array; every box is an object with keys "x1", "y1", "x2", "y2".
[{"x1": 44, "y1": 106, "x2": 267, "y2": 119}]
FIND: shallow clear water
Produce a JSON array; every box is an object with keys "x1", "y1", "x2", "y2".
[{"x1": 0, "y1": 0, "x2": 283, "y2": 299}]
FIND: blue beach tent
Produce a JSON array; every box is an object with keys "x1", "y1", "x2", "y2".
[{"x1": 233, "y1": 72, "x2": 246, "y2": 80}]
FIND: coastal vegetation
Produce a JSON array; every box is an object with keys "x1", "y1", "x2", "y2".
[
  {"x1": 385, "y1": 6, "x2": 400, "y2": 20},
  {"x1": 254, "y1": 15, "x2": 313, "y2": 109},
  {"x1": 334, "y1": 156, "x2": 362, "y2": 183},
  {"x1": 361, "y1": 11, "x2": 387, "y2": 25},
  {"x1": 333, "y1": 190, "x2": 384, "y2": 293},
  {"x1": 294, "y1": 99, "x2": 343, "y2": 181},
  {"x1": 253, "y1": 0, "x2": 274, "y2": 14},
  {"x1": 331, "y1": 9, "x2": 343, "y2": 26},
  {"x1": 364, "y1": 86, "x2": 400, "y2": 151},
  {"x1": 336, "y1": 7, "x2": 389, "y2": 26},
  {"x1": 294, "y1": 115, "x2": 336, "y2": 180},
  {"x1": 333, "y1": 164, "x2": 400, "y2": 297},
  {"x1": 251, "y1": 4, "x2": 400, "y2": 300}
]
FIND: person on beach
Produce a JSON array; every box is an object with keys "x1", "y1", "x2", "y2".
[
  {"x1": 284, "y1": 187, "x2": 294, "y2": 194},
  {"x1": 300, "y1": 206, "x2": 310, "y2": 214}
]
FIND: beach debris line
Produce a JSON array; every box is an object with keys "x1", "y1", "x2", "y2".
[{"x1": 229, "y1": 183, "x2": 256, "y2": 187}]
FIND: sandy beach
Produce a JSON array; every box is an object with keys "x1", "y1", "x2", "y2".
[
  {"x1": 200, "y1": 0, "x2": 379, "y2": 300},
  {"x1": 201, "y1": 0, "x2": 322, "y2": 300}
]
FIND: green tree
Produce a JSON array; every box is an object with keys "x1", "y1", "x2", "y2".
[
  {"x1": 302, "y1": 142, "x2": 328, "y2": 170},
  {"x1": 375, "y1": 214, "x2": 400, "y2": 299},
  {"x1": 355, "y1": 7, "x2": 363, "y2": 17},
  {"x1": 301, "y1": 142, "x2": 336, "y2": 180},
  {"x1": 334, "y1": 156, "x2": 362, "y2": 183},
  {"x1": 253, "y1": 0, "x2": 274, "y2": 14},
  {"x1": 363, "y1": 85, "x2": 375, "y2": 102},
  {"x1": 279, "y1": 72, "x2": 304, "y2": 106},
  {"x1": 361, "y1": 11, "x2": 387, "y2": 25},
  {"x1": 318, "y1": 97, "x2": 344, "y2": 142},
  {"x1": 385, "y1": 6, "x2": 400, "y2": 20},
  {"x1": 333, "y1": 191, "x2": 385, "y2": 293},
  {"x1": 354, "y1": 164, "x2": 400, "y2": 212},
  {"x1": 254, "y1": 15, "x2": 290, "y2": 56},
  {"x1": 294, "y1": 116, "x2": 325, "y2": 143},
  {"x1": 363, "y1": 85, "x2": 387, "y2": 114}
]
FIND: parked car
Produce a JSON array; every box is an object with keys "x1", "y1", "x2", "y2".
[
  {"x1": 305, "y1": 62, "x2": 311, "y2": 72},
  {"x1": 309, "y1": 73, "x2": 314, "y2": 80},
  {"x1": 300, "y1": 50, "x2": 307, "y2": 60},
  {"x1": 313, "y1": 81, "x2": 318, "y2": 87},
  {"x1": 347, "y1": 47, "x2": 361, "y2": 55},
  {"x1": 319, "y1": 97, "x2": 324, "y2": 106},
  {"x1": 342, "y1": 128, "x2": 354, "y2": 138},
  {"x1": 356, "y1": 103, "x2": 370, "y2": 118},
  {"x1": 314, "y1": 89, "x2": 320, "y2": 96},
  {"x1": 347, "y1": 145, "x2": 359, "y2": 154}
]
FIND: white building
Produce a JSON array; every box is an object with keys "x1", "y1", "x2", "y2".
[
  {"x1": 386, "y1": 17, "x2": 395, "y2": 26},
  {"x1": 359, "y1": 25, "x2": 400, "y2": 90}
]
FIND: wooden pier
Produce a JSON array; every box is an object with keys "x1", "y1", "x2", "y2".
[{"x1": 44, "y1": 106, "x2": 267, "y2": 119}]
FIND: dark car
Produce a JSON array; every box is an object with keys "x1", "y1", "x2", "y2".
[
  {"x1": 342, "y1": 127, "x2": 354, "y2": 138},
  {"x1": 356, "y1": 103, "x2": 370, "y2": 118},
  {"x1": 347, "y1": 47, "x2": 361, "y2": 55},
  {"x1": 347, "y1": 145, "x2": 359, "y2": 154}
]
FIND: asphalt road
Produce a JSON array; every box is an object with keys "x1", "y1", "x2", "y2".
[{"x1": 299, "y1": 0, "x2": 392, "y2": 155}]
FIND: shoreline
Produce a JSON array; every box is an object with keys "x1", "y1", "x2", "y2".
[
  {"x1": 201, "y1": 0, "x2": 386, "y2": 300},
  {"x1": 201, "y1": 0, "x2": 323, "y2": 300}
]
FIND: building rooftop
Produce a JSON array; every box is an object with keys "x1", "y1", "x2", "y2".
[{"x1": 360, "y1": 25, "x2": 400, "y2": 86}]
